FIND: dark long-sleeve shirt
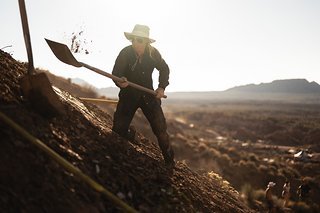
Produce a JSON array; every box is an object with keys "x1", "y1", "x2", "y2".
[{"x1": 112, "y1": 45, "x2": 169, "y2": 99}]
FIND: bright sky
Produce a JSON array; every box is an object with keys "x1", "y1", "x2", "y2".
[{"x1": 2, "y1": 0, "x2": 320, "y2": 92}]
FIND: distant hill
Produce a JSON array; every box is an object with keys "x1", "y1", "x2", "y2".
[
  {"x1": 69, "y1": 78, "x2": 320, "y2": 103},
  {"x1": 226, "y1": 79, "x2": 320, "y2": 93},
  {"x1": 44, "y1": 73, "x2": 98, "y2": 98},
  {"x1": 71, "y1": 78, "x2": 119, "y2": 98},
  {"x1": 97, "y1": 87, "x2": 120, "y2": 98},
  {"x1": 167, "y1": 79, "x2": 320, "y2": 103},
  {"x1": 71, "y1": 78, "x2": 93, "y2": 88}
]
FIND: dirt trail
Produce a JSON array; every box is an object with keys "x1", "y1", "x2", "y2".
[{"x1": 0, "y1": 50, "x2": 253, "y2": 212}]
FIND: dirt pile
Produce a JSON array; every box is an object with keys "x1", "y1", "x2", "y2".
[{"x1": 0, "y1": 50, "x2": 252, "y2": 212}]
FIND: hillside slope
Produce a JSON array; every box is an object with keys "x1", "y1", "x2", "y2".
[{"x1": 0, "y1": 50, "x2": 253, "y2": 212}]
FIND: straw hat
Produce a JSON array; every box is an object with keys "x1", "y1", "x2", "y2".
[
  {"x1": 267, "y1": 182, "x2": 276, "y2": 188},
  {"x1": 124, "y1": 24, "x2": 155, "y2": 43}
]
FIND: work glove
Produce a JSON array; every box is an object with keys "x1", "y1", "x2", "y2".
[
  {"x1": 117, "y1": 77, "x2": 129, "y2": 88},
  {"x1": 155, "y1": 87, "x2": 165, "y2": 99}
]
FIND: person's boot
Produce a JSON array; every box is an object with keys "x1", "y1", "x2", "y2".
[
  {"x1": 163, "y1": 147, "x2": 175, "y2": 169},
  {"x1": 127, "y1": 125, "x2": 136, "y2": 143},
  {"x1": 157, "y1": 132, "x2": 175, "y2": 169}
]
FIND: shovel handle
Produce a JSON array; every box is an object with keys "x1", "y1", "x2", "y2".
[
  {"x1": 18, "y1": 0, "x2": 34, "y2": 75},
  {"x1": 80, "y1": 62, "x2": 167, "y2": 99}
]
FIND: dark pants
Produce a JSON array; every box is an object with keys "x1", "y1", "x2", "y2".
[{"x1": 112, "y1": 95, "x2": 174, "y2": 163}]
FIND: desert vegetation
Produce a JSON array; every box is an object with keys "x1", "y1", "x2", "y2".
[{"x1": 104, "y1": 100, "x2": 320, "y2": 212}]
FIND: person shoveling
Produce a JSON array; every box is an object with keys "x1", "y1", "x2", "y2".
[
  {"x1": 111, "y1": 24, "x2": 175, "y2": 169},
  {"x1": 45, "y1": 24, "x2": 175, "y2": 169}
]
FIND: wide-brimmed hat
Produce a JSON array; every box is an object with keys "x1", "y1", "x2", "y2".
[
  {"x1": 124, "y1": 24, "x2": 155, "y2": 43},
  {"x1": 267, "y1": 182, "x2": 276, "y2": 188}
]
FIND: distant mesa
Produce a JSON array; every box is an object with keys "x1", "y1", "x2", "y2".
[
  {"x1": 225, "y1": 79, "x2": 320, "y2": 94},
  {"x1": 167, "y1": 79, "x2": 320, "y2": 103},
  {"x1": 70, "y1": 78, "x2": 320, "y2": 103}
]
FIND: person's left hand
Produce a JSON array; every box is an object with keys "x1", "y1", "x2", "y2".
[
  {"x1": 155, "y1": 87, "x2": 165, "y2": 99},
  {"x1": 117, "y1": 77, "x2": 129, "y2": 88}
]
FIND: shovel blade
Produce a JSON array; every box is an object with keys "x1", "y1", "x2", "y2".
[
  {"x1": 45, "y1": 38, "x2": 82, "y2": 68},
  {"x1": 20, "y1": 72, "x2": 65, "y2": 116}
]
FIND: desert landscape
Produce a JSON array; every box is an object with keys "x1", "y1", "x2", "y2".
[
  {"x1": 1, "y1": 49, "x2": 320, "y2": 212},
  {"x1": 2, "y1": 0, "x2": 320, "y2": 212},
  {"x1": 106, "y1": 98, "x2": 320, "y2": 212},
  {"x1": 78, "y1": 78, "x2": 320, "y2": 212},
  {"x1": 0, "y1": 49, "x2": 252, "y2": 213},
  {"x1": 164, "y1": 100, "x2": 320, "y2": 212}
]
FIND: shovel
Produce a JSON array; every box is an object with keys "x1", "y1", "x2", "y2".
[
  {"x1": 18, "y1": 0, "x2": 64, "y2": 116},
  {"x1": 45, "y1": 39, "x2": 167, "y2": 98}
]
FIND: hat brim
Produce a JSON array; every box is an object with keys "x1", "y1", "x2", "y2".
[{"x1": 124, "y1": 32, "x2": 155, "y2": 43}]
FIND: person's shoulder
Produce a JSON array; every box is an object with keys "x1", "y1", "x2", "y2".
[
  {"x1": 151, "y1": 46, "x2": 161, "y2": 54},
  {"x1": 119, "y1": 45, "x2": 132, "y2": 53},
  {"x1": 149, "y1": 46, "x2": 162, "y2": 60},
  {"x1": 118, "y1": 45, "x2": 133, "y2": 58}
]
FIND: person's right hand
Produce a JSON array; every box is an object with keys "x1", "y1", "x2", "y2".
[
  {"x1": 155, "y1": 87, "x2": 165, "y2": 99},
  {"x1": 117, "y1": 77, "x2": 129, "y2": 88}
]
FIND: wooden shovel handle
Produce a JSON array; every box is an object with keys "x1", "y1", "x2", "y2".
[
  {"x1": 80, "y1": 62, "x2": 167, "y2": 99},
  {"x1": 18, "y1": 0, "x2": 34, "y2": 75}
]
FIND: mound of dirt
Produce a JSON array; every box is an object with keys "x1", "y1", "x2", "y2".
[{"x1": 0, "y1": 50, "x2": 252, "y2": 212}]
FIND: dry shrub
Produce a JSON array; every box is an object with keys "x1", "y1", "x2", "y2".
[
  {"x1": 268, "y1": 164, "x2": 278, "y2": 173},
  {"x1": 302, "y1": 163, "x2": 318, "y2": 174},
  {"x1": 258, "y1": 164, "x2": 268, "y2": 173},
  {"x1": 305, "y1": 128, "x2": 320, "y2": 144},
  {"x1": 291, "y1": 202, "x2": 313, "y2": 213},
  {"x1": 226, "y1": 147, "x2": 241, "y2": 159},
  {"x1": 245, "y1": 161, "x2": 257, "y2": 171},
  {"x1": 238, "y1": 160, "x2": 247, "y2": 167},
  {"x1": 279, "y1": 167, "x2": 300, "y2": 179},
  {"x1": 208, "y1": 148, "x2": 221, "y2": 158},
  {"x1": 240, "y1": 185, "x2": 268, "y2": 212},
  {"x1": 248, "y1": 153, "x2": 259, "y2": 162},
  {"x1": 218, "y1": 153, "x2": 232, "y2": 166},
  {"x1": 234, "y1": 127, "x2": 257, "y2": 142},
  {"x1": 314, "y1": 175, "x2": 320, "y2": 186},
  {"x1": 253, "y1": 189, "x2": 266, "y2": 202},
  {"x1": 238, "y1": 160, "x2": 257, "y2": 171},
  {"x1": 265, "y1": 130, "x2": 295, "y2": 145},
  {"x1": 199, "y1": 159, "x2": 221, "y2": 173},
  {"x1": 241, "y1": 183, "x2": 255, "y2": 206},
  {"x1": 198, "y1": 142, "x2": 207, "y2": 152}
]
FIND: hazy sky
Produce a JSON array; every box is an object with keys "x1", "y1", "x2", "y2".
[{"x1": 2, "y1": 0, "x2": 320, "y2": 91}]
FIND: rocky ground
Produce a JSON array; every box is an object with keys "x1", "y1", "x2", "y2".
[{"x1": 0, "y1": 50, "x2": 253, "y2": 212}]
